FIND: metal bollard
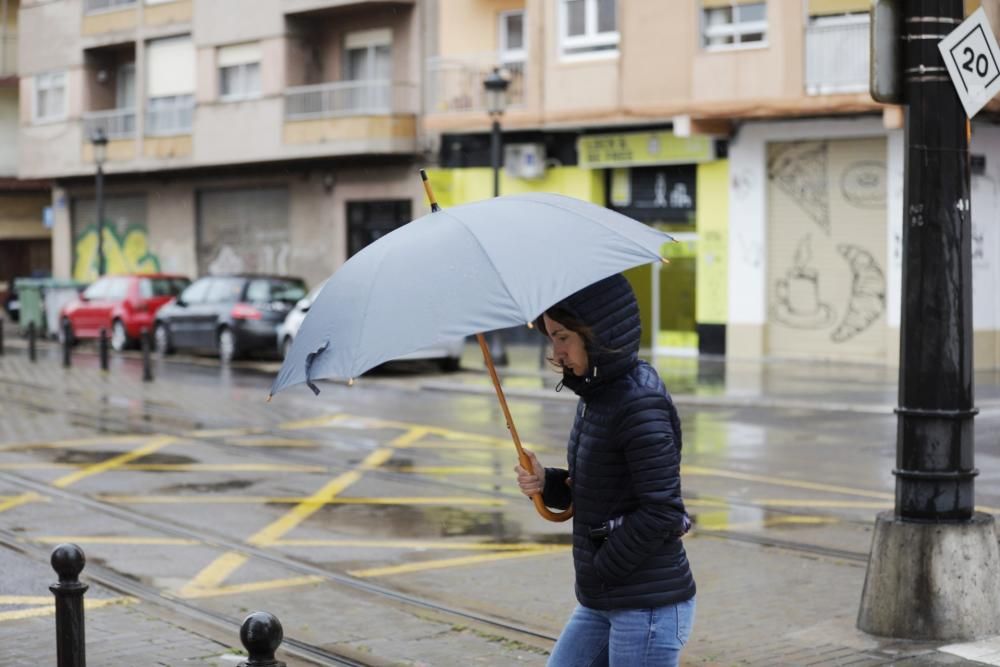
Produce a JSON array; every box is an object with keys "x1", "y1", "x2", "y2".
[
  {"x1": 62, "y1": 320, "x2": 72, "y2": 368},
  {"x1": 141, "y1": 329, "x2": 153, "y2": 382},
  {"x1": 50, "y1": 543, "x2": 88, "y2": 667},
  {"x1": 28, "y1": 321, "x2": 37, "y2": 362},
  {"x1": 237, "y1": 611, "x2": 286, "y2": 667},
  {"x1": 0, "y1": 318, "x2": 5, "y2": 356},
  {"x1": 98, "y1": 328, "x2": 109, "y2": 372}
]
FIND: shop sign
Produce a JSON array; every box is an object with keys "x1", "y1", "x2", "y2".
[
  {"x1": 577, "y1": 131, "x2": 714, "y2": 169},
  {"x1": 612, "y1": 165, "x2": 697, "y2": 223}
]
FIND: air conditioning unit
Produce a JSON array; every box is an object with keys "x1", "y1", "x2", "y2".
[{"x1": 504, "y1": 143, "x2": 546, "y2": 180}]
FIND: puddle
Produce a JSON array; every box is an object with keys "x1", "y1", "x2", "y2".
[
  {"x1": 310, "y1": 503, "x2": 524, "y2": 541},
  {"x1": 154, "y1": 479, "x2": 255, "y2": 493},
  {"x1": 46, "y1": 449, "x2": 198, "y2": 465}
]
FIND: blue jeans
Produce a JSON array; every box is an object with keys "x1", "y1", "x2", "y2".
[{"x1": 547, "y1": 598, "x2": 695, "y2": 667}]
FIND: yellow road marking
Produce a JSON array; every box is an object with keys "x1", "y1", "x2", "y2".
[
  {"x1": 0, "y1": 493, "x2": 45, "y2": 513},
  {"x1": 348, "y1": 547, "x2": 569, "y2": 578},
  {"x1": 177, "y1": 576, "x2": 324, "y2": 599},
  {"x1": 698, "y1": 515, "x2": 841, "y2": 532},
  {"x1": 390, "y1": 427, "x2": 430, "y2": 447},
  {"x1": 33, "y1": 536, "x2": 199, "y2": 546},
  {"x1": 0, "y1": 597, "x2": 133, "y2": 623},
  {"x1": 391, "y1": 465, "x2": 496, "y2": 475},
  {"x1": 0, "y1": 596, "x2": 54, "y2": 605},
  {"x1": 97, "y1": 495, "x2": 505, "y2": 506},
  {"x1": 682, "y1": 465, "x2": 895, "y2": 500},
  {"x1": 752, "y1": 499, "x2": 892, "y2": 509},
  {"x1": 52, "y1": 436, "x2": 175, "y2": 488},
  {"x1": 225, "y1": 437, "x2": 318, "y2": 448},
  {"x1": 248, "y1": 448, "x2": 393, "y2": 547},
  {"x1": 186, "y1": 427, "x2": 267, "y2": 438},
  {"x1": 0, "y1": 435, "x2": 148, "y2": 451},
  {"x1": 279, "y1": 414, "x2": 348, "y2": 430},
  {"x1": 0, "y1": 463, "x2": 330, "y2": 473},
  {"x1": 275, "y1": 538, "x2": 565, "y2": 551},
  {"x1": 179, "y1": 552, "x2": 248, "y2": 594}
]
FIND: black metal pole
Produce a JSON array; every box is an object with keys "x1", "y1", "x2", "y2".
[
  {"x1": 0, "y1": 318, "x2": 4, "y2": 356},
  {"x1": 62, "y1": 320, "x2": 72, "y2": 369},
  {"x1": 141, "y1": 328, "x2": 153, "y2": 382},
  {"x1": 28, "y1": 321, "x2": 36, "y2": 362},
  {"x1": 50, "y1": 543, "x2": 88, "y2": 667},
  {"x1": 895, "y1": 0, "x2": 975, "y2": 521},
  {"x1": 238, "y1": 611, "x2": 286, "y2": 667},
  {"x1": 491, "y1": 117, "x2": 501, "y2": 198},
  {"x1": 95, "y1": 162, "x2": 105, "y2": 277},
  {"x1": 98, "y1": 328, "x2": 109, "y2": 372}
]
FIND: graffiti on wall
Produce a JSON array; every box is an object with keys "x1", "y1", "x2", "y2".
[
  {"x1": 772, "y1": 235, "x2": 837, "y2": 329},
  {"x1": 767, "y1": 142, "x2": 831, "y2": 235},
  {"x1": 73, "y1": 224, "x2": 161, "y2": 282}
]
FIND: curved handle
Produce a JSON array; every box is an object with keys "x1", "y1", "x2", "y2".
[{"x1": 520, "y1": 448, "x2": 573, "y2": 522}]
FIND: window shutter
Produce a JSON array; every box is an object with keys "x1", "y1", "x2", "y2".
[
  {"x1": 808, "y1": 0, "x2": 870, "y2": 16},
  {"x1": 147, "y1": 36, "x2": 195, "y2": 97},
  {"x1": 218, "y1": 42, "x2": 261, "y2": 68}
]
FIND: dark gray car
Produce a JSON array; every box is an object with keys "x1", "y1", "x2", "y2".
[{"x1": 154, "y1": 274, "x2": 307, "y2": 363}]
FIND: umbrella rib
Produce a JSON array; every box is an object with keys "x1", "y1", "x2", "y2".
[
  {"x1": 439, "y1": 209, "x2": 525, "y2": 323},
  {"x1": 513, "y1": 195, "x2": 671, "y2": 259}
]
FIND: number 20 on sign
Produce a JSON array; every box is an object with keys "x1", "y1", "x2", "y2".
[{"x1": 939, "y1": 7, "x2": 1000, "y2": 118}]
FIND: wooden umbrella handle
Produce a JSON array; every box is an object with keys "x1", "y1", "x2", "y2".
[{"x1": 476, "y1": 333, "x2": 574, "y2": 523}]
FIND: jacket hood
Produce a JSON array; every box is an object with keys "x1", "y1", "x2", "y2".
[{"x1": 550, "y1": 274, "x2": 641, "y2": 396}]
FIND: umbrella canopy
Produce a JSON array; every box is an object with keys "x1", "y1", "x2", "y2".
[{"x1": 269, "y1": 192, "x2": 672, "y2": 398}]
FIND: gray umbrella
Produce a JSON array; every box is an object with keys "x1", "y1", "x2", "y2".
[{"x1": 269, "y1": 180, "x2": 673, "y2": 521}]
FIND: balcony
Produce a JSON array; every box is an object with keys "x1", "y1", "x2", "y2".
[
  {"x1": 805, "y1": 13, "x2": 869, "y2": 95},
  {"x1": 283, "y1": 0, "x2": 414, "y2": 15},
  {"x1": 426, "y1": 53, "x2": 526, "y2": 114},
  {"x1": 0, "y1": 32, "x2": 15, "y2": 78},
  {"x1": 83, "y1": 108, "x2": 136, "y2": 140},
  {"x1": 84, "y1": 0, "x2": 137, "y2": 11},
  {"x1": 82, "y1": 0, "x2": 138, "y2": 35},
  {"x1": 146, "y1": 95, "x2": 193, "y2": 136},
  {"x1": 284, "y1": 79, "x2": 417, "y2": 120}
]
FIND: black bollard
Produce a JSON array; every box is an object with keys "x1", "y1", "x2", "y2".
[
  {"x1": 98, "y1": 328, "x2": 109, "y2": 372},
  {"x1": 238, "y1": 611, "x2": 286, "y2": 667},
  {"x1": 0, "y1": 318, "x2": 4, "y2": 356},
  {"x1": 28, "y1": 321, "x2": 37, "y2": 362},
  {"x1": 50, "y1": 543, "x2": 88, "y2": 667},
  {"x1": 140, "y1": 329, "x2": 153, "y2": 382},
  {"x1": 62, "y1": 320, "x2": 72, "y2": 369}
]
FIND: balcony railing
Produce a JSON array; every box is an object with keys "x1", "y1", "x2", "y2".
[
  {"x1": 0, "y1": 32, "x2": 15, "y2": 77},
  {"x1": 284, "y1": 79, "x2": 418, "y2": 120},
  {"x1": 146, "y1": 95, "x2": 194, "y2": 136},
  {"x1": 83, "y1": 108, "x2": 136, "y2": 140},
  {"x1": 426, "y1": 53, "x2": 526, "y2": 114},
  {"x1": 805, "y1": 14, "x2": 870, "y2": 95},
  {"x1": 84, "y1": 0, "x2": 137, "y2": 14}
]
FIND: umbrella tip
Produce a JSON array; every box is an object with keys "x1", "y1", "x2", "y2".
[
  {"x1": 526, "y1": 321, "x2": 534, "y2": 329},
  {"x1": 661, "y1": 257, "x2": 670, "y2": 265},
  {"x1": 348, "y1": 378, "x2": 355, "y2": 387},
  {"x1": 266, "y1": 394, "x2": 272, "y2": 403}
]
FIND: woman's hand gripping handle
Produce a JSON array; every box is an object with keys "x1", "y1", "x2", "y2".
[{"x1": 514, "y1": 450, "x2": 574, "y2": 522}]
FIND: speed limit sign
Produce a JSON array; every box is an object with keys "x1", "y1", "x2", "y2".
[{"x1": 939, "y1": 7, "x2": 1000, "y2": 118}]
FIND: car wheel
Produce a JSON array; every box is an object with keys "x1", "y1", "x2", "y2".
[
  {"x1": 281, "y1": 335, "x2": 293, "y2": 360},
  {"x1": 218, "y1": 327, "x2": 238, "y2": 364},
  {"x1": 57, "y1": 318, "x2": 75, "y2": 346},
  {"x1": 154, "y1": 323, "x2": 173, "y2": 355},
  {"x1": 110, "y1": 320, "x2": 130, "y2": 352},
  {"x1": 439, "y1": 356, "x2": 461, "y2": 373}
]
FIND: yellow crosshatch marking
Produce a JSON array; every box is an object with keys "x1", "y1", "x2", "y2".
[
  {"x1": 0, "y1": 463, "x2": 328, "y2": 473},
  {"x1": 0, "y1": 435, "x2": 148, "y2": 451},
  {"x1": 97, "y1": 495, "x2": 507, "y2": 506},
  {"x1": 0, "y1": 597, "x2": 134, "y2": 623},
  {"x1": 348, "y1": 547, "x2": 570, "y2": 578},
  {"x1": 33, "y1": 536, "x2": 200, "y2": 546},
  {"x1": 0, "y1": 493, "x2": 45, "y2": 513},
  {"x1": 52, "y1": 436, "x2": 176, "y2": 488}
]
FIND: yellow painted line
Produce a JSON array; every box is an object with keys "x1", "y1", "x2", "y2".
[
  {"x1": 248, "y1": 448, "x2": 393, "y2": 546},
  {"x1": 53, "y1": 436, "x2": 175, "y2": 488},
  {"x1": 682, "y1": 465, "x2": 895, "y2": 501},
  {"x1": 0, "y1": 464, "x2": 77, "y2": 470},
  {"x1": 0, "y1": 493, "x2": 45, "y2": 513},
  {"x1": 0, "y1": 596, "x2": 53, "y2": 605},
  {"x1": 0, "y1": 435, "x2": 148, "y2": 451},
  {"x1": 97, "y1": 495, "x2": 506, "y2": 506},
  {"x1": 275, "y1": 538, "x2": 564, "y2": 551},
  {"x1": 121, "y1": 463, "x2": 327, "y2": 473},
  {"x1": 179, "y1": 551, "x2": 248, "y2": 596},
  {"x1": 186, "y1": 427, "x2": 266, "y2": 438},
  {"x1": 348, "y1": 547, "x2": 569, "y2": 578},
  {"x1": 683, "y1": 498, "x2": 731, "y2": 508},
  {"x1": 32, "y1": 536, "x2": 199, "y2": 546},
  {"x1": 178, "y1": 576, "x2": 324, "y2": 599},
  {"x1": 752, "y1": 499, "x2": 892, "y2": 509},
  {"x1": 225, "y1": 437, "x2": 318, "y2": 448},
  {"x1": 279, "y1": 414, "x2": 348, "y2": 430},
  {"x1": 390, "y1": 427, "x2": 430, "y2": 447},
  {"x1": 392, "y1": 466, "x2": 496, "y2": 475},
  {"x1": 0, "y1": 597, "x2": 133, "y2": 623}
]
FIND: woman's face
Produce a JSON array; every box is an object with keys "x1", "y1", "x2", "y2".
[{"x1": 543, "y1": 313, "x2": 589, "y2": 377}]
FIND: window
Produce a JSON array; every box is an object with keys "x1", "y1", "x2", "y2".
[
  {"x1": 702, "y1": 1, "x2": 767, "y2": 49},
  {"x1": 140, "y1": 277, "x2": 190, "y2": 298},
  {"x1": 343, "y1": 29, "x2": 392, "y2": 111},
  {"x1": 499, "y1": 10, "x2": 526, "y2": 63},
  {"x1": 106, "y1": 278, "x2": 131, "y2": 301},
  {"x1": 83, "y1": 278, "x2": 111, "y2": 301},
  {"x1": 560, "y1": 0, "x2": 618, "y2": 58},
  {"x1": 347, "y1": 200, "x2": 412, "y2": 257},
  {"x1": 179, "y1": 279, "x2": 210, "y2": 305},
  {"x1": 34, "y1": 71, "x2": 67, "y2": 123},
  {"x1": 116, "y1": 63, "x2": 136, "y2": 110},
  {"x1": 205, "y1": 277, "x2": 244, "y2": 303},
  {"x1": 147, "y1": 36, "x2": 195, "y2": 134},
  {"x1": 218, "y1": 42, "x2": 261, "y2": 101}
]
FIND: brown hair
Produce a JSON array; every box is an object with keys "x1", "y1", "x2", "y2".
[{"x1": 534, "y1": 307, "x2": 597, "y2": 372}]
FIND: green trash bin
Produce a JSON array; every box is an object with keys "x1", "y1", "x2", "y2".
[{"x1": 13, "y1": 278, "x2": 46, "y2": 336}]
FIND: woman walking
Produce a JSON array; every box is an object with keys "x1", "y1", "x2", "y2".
[{"x1": 515, "y1": 273, "x2": 695, "y2": 666}]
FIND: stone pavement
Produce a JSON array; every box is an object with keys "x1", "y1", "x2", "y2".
[{"x1": 3, "y1": 333, "x2": 1000, "y2": 665}]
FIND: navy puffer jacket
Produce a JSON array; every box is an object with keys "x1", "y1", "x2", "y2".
[{"x1": 541, "y1": 274, "x2": 696, "y2": 610}]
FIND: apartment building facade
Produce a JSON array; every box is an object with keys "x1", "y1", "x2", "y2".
[
  {"x1": 1, "y1": 0, "x2": 50, "y2": 303},
  {"x1": 18, "y1": 0, "x2": 429, "y2": 292},
  {"x1": 16, "y1": 0, "x2": 1000, "y2": 366},
  {"x1": 425, "y1": 0, "x2": 1000, "y2": 367}
]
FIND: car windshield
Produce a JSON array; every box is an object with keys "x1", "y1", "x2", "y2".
[
  {"x1": 247, "y1": 278, "x2": 307, "y2": 304},
  {"x1": 140, "y1": 278, "x2": 191, "y2": 298}
]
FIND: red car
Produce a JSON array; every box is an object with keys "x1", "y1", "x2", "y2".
[{"x1": 60, "y1": 274, "x2": 191, "y2": 351}]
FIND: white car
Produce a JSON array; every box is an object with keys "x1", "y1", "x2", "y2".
[{"x1": 276, "y1": 282, "x2": 465, "y2": 372}]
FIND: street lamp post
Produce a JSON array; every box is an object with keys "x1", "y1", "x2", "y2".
[
  {"x1": 483, "y1": 67, "x2": 510, "y2": 366},
  {"x1": 91, "y1": 128, "x2": 108, "y2": 277}
]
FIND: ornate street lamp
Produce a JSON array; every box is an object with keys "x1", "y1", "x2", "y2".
[
  {"x1": 482, "y1": 67, "x2": 510, "y2": 365},
  {"x1": 90, "y1": 127, "x2": 108, "y2": 277}
]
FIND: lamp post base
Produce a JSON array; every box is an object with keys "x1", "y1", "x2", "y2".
[{"x1": 857, "y1": 511, "x2": 1000, "y2": 640}]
